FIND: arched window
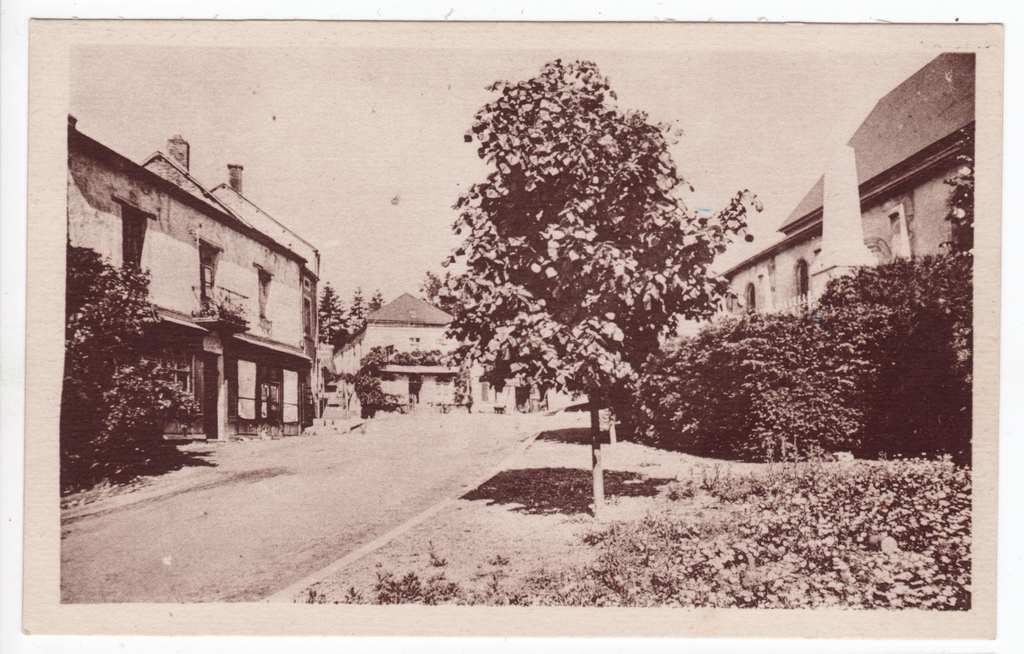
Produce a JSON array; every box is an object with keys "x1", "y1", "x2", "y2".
[
  {"x1": 795, "y1": 260, "x2": 809, "y2": 297},
  {"x1": 745, "y1": 283, "x2": 756, "y2": 313}
]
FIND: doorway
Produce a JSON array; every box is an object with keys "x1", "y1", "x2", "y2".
[
  {"x1": 408, "y1": 377, "x2": 423, "y2": 405},
  {"x1": 202, "y1": 353, "x2": 220, "y2": 439}
]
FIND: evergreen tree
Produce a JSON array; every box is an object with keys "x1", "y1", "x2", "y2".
[
  {"x1": 346, "y1": 287, "x2": 369, "y2": 337},
  {"x1": 318, "y1": 283, "x2": 347, "y2": 348}
]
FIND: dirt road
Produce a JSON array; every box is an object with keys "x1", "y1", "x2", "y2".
[{"x1": 60, "y1": 412, "x2": 546, "y2": 602}]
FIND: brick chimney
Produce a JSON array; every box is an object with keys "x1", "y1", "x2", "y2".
[
  {"x1": 167, "y1": 135, "x2": 190, "y2": 171},
  {"x1": 228, "y1": 164, "x2": 244, "y2": 195}
]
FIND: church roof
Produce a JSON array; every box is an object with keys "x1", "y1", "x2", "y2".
[{"x1": 778, "y1": 52, "x2": 975, "y2": 234}]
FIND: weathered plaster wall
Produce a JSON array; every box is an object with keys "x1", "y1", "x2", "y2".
[{"x1": 68, "y1": 147, "x2": 307, "y2": 352}]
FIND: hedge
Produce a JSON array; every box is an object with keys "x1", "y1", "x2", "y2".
[{"x1": 633, "y1": 253, "x2": 972, "y2": 463}]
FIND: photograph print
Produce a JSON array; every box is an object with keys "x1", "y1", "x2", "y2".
[{"x1": 29, "y1": 21, "x2": 1001, "y2": 637}]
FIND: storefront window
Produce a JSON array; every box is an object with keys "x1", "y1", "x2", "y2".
[
  {"x1": 283, "y1": 369, "x2": 299, "y2": 423},
  {"x1": 238, "y1": 359, "x2": 256, "y2": 420},
  {"x1": 156, "y1": 349, "x2": 193, "y2": 393}
]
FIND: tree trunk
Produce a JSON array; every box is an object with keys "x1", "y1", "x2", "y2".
[{"x1": 590, "y1": 405, "x2": 605, "y2": 518}]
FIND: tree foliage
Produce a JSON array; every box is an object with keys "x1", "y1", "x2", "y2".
[
  {"x1": 817, "y1": 253, "x2": 973, "y2": 462},
  {"x1": 61, "y1": 246, "x2": 199, "y2": 493},
  {"x1": 318, "y1": 285, "x2": 387, "y2": 350},
  {"x1": 369, "y1": 289, "x2": 385, "y2": 313},
  {"x1": 341, "y1": 346, "x2": 465, "y2": 418},
  {"x1": 944, "y1": 126, "x2": 975, "y2": 253},
  {"x1": 444, "y1": 60, "x2": 760, "y2": 407},
  {"x1": 421, "y1": 270, "x2": 463, "y2": 316}
]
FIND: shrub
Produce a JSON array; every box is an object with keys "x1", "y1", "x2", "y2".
[
  {"x1": 373, "y1": 570, "x2": 461, "y2": 605},
  {"x1": 633, "y1": 253, "x2": 972, "y2": 463},
  {"x1": 546, "y1": 459, "x2": 971, "y2": 610},
  {"x1": 61, "y1": 246, "x2": 199, "y2": 493}
]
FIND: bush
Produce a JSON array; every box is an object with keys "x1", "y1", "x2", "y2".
[
  {"x1": 633, "y1": 253, "x2": 972, "y2": 462},
  {"x1": 545, "y1": 459, "x2": 971, "y2": 609},
  {"x1": 61, "y1": 246, "x2": 198, "y2": 493}
]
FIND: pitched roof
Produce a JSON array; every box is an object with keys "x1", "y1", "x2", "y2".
[
  {"x1": 778, "y1": 52, "x2": 975, "y2": 234},
  {"x1": 211, "y1": 184, "x2": 318, "y2": 268},
  {"x1": 368, "y1": 293, "x2": 453, "y2": 326},
  {"x1": 141, "y1": 152, "x2": 249, "y2": 225}
]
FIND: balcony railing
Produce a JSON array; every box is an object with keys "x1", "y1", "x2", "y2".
[{"x1": 193, "y1": 286, "x2": 250, "y2": 332}]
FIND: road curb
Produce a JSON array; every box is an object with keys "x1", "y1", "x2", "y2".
[{"x1": 264, "y1": 426, "x2": 546, "y2": 603}]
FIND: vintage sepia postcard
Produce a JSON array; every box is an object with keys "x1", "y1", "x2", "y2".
[{"x1": 24, "y1": 20, "x2": 1002, "y2": 638}]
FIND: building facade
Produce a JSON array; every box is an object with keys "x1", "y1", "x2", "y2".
[
  {"x1": 67, "y1": 118, "x2": 320, "y2": 440},
  {"x1": 722, "y1": 53, "x2": 974, "y2": 313},
  {"x1": 330, "y1": 293, "x2": 575, "y2": 414},
  {"x1": 332, "y1": 294, "x2": 459, "y2": 411}
]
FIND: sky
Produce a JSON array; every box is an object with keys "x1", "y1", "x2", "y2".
[{"x1": 69, "y1": 44, "x2": 937, "y2": 304}]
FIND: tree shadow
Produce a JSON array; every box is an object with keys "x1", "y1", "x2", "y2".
[
  {"x1": 61, "y1": 443, "x2": 219, "y2": 496},
  {"x1": 536, "y1": 428, "x2": 594, "y2": 446},
  {"x1": 462, "y1": 467, "x2": 675, "y2": 515}
]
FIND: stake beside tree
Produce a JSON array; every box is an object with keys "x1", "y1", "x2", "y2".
[{"x1": 444, "y1": 60, "x2": 760, "y2": 517}]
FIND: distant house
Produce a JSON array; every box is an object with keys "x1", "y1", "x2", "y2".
[
  {"x1": 722, "y1": 52, "x2": 974, "y2": 312},
  {"x1": 330, "y1": 293, "x2": 575, "y2": 414},
  {"x1": 68, "y1": 118, "x2": 320, "y2": 440},
  {"x1": 334, "y1": 293, "x2": 459, "y2": 408}
]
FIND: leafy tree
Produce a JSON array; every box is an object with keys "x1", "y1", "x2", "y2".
[
  {"x1": 444, "y1": 59, "x2": 760, "y2": 513},
  {"x1": 342, "y1": 346, "x2": 452, "y2": 418},
  {"x1": 421, "y1": 270, "x2": 463, "y2": 316},
  {"x1": 61, "y1": 246, "x2": 199, "y2": 493},
  {"x1": 318, "y1": 282, "x2": 348, "y2": 349},
  {"x1": 369, "y1": 289, "x2": 385, "y2": 312}
]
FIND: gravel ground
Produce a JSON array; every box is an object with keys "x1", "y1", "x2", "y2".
[{"x1": 61, "y1": 412, "x2": 554, "y2": 603}]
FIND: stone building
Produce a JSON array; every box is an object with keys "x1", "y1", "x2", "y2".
[
  {"x1": 67, "y1": 117, "x2": 320, "y2": 440},
  {"x1": 722, "y1": 53, "x2": 974, "y2": 313},
  {"x1": 332, "y1": 293, "x2": 459, "y2": 410},
  {"x1": 330, "y1": 293, "x2": 575, "y2": 414}
]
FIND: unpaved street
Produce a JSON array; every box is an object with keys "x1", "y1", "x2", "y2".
[{"x1": 61, "y1": 413, "x2": 548, "y2": 602}]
